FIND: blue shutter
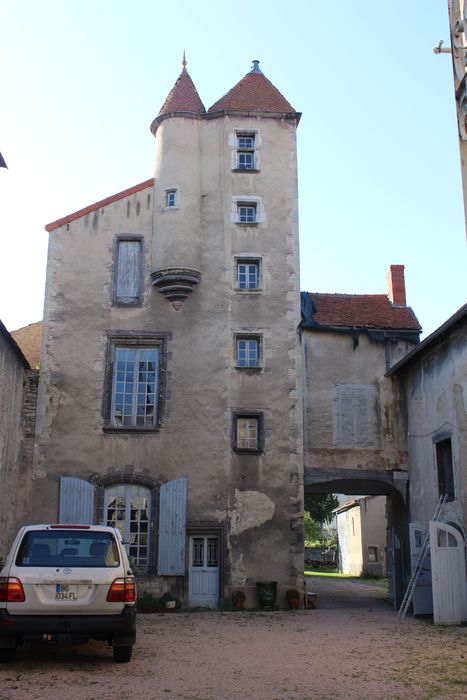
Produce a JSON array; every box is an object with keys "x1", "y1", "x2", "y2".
[
  {"x1": 157, "y1": 478, "x2": 187, "y2": 575},
  {"x1": 59, "y1": 477, "x2": 95, "y2": 524}
]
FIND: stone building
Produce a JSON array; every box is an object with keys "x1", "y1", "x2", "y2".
[
  {"x1": 26, "y1": 59, "x2": 303, "y2": 608},
  {"x1": 0, "y1": 321, "x2": 37, "y2": 561},
  {"x1": 301, "y1": 265, "x2": 422, "y2": 604},
  {"x1": 334, "y1": 496, "x2": 387, "y2": 578},
  {"x1": 388, "y1": 304, "x2": 467, "y2": 623}
]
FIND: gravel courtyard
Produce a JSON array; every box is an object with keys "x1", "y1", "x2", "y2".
[{"x1": 0, "y1": 578, "x2": 465, "y2": 700}]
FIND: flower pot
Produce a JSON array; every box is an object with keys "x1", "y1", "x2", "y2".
[
  {"x1": 287, "y1": 598, "x2": 300, "y2": 610},
  {"x1": 256, "y1": 581, "x2": 277, "y2": 608}
]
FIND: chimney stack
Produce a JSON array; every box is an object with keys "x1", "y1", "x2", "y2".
[{"x1": 387, "y1": 265, "x2": 406, "y2": 306}]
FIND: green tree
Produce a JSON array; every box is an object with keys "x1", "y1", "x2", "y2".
[
  {"x1": 304, "y1": 493, "x2": 339, "y2": 525},
  {"x1": 303, "y1": 511, "x2": 323, "y2": 547}
]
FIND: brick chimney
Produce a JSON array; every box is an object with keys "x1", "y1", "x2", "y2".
[{"x1": 387, "y1": 265, "x2": 406, "y2": 306}]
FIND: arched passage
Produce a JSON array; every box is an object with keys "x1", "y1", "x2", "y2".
[{"x1": 304, "y1": 469, "x2": 410, "y2": 609}]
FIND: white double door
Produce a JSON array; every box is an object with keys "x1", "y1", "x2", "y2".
[
  {"x1": 430, "y1": 521, "x2": 467, "y2": 625},
  {"x1": 188, "y1": 535, "x2": 219, "y2": 608}
]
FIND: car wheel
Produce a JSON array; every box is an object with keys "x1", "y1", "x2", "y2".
[
  {"x1": 113, "y1": 645, "x2": 133, "y2": 663},
  {"x1": 0, "y1": 647, "x2": 17, "y2": 663}
]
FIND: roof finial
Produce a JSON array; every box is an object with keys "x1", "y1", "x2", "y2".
[
  {"x1": 250, "y1": 59, "x2": 262, "y2": 74},
  {"x1": 182, "y1": 50, "x2": 187, "y2": 70}
]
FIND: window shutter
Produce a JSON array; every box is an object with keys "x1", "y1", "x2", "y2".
[
  {"x1": 116, "y1": 240, "x2": 141, "y2": 304},
  {"x1": 59, "y1": 477, "x2": 95, "y2": 524},
  {"x1": 157, "y1": 478, "x2": 187, "y2": 575}
]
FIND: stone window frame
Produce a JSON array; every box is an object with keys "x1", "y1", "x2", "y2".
[
  {"x1": 231, "y1": 129, "x2": 261, "y2": 172},
  {"x1": 93, "y1": 470, "x2": 161, "y2": 576},
  {"x1": 234, "y1": 257, "x2": 262, "y2": 292},
  {"x1": 112, "y1": 234, "x2": 144, "y2": 308},
  {"x1": 434, "y1": 435, "x2": 455, "y2": 501},
  {"x1": 367, "y1": 545, "x2": 378, "y2": 563},
  {"x1": 231, "y1": 196, "x2": 265, "y2": 226},
  {"x1": 234, "y1": 332, "x2": 263, "y2": 371},
  {"x1": 102, "y1": 331, "x2": 170, "y2": 434},
  {"x1": 161, "y1": 187, "x2": 179, "y2": 211},
  {"x1": 232, "y1": 411, "x2": 264, "y2": 454}
]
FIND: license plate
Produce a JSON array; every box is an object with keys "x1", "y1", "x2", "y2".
[{"x1": 55, "y1": 584, "x2": 78, "y2": 600}]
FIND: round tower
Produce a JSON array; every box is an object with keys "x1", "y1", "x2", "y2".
[{"x1": 150, "y1": 55, "x2": 205, "y2": 310}]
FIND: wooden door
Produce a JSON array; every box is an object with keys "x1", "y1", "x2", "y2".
[
  {"x1": 430, "y1": 521, "x2": 467, "y2": 624},
  {"x1": 188, "y1": 535, "x2": 219, "y2": 608}
]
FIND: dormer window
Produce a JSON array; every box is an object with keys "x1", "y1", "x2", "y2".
[{"x1": 165, "y1": 189, "x2": 176, "y2": 208}]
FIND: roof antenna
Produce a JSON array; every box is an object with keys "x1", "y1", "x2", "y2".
[{"x1": 182, "y1": 50, "x2": 187, "y2": 69}]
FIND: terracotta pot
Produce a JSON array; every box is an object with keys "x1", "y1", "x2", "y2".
[{"x1": 287, "y1": 598, "x2": 300, "y2": 609}]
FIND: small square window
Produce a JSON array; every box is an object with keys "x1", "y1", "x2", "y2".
[
  {"x1": 165, "y1": 190, "x2": 176, "y2": 207},
  {"x1": 367, "y1": 546, "x2": 378, "y2": 563},
  {"x1": 236, "y1": 259, "x2": 260, "y2": 290},
  {"x1": 236, "y1": 336, "x2": 261, "y2": 368},
  {"x1": 237, "y1": 204, "x2": 257, "y2": 223},
  {"x1": 233, "y1": 413, "x2": 263, "y2": 453}
]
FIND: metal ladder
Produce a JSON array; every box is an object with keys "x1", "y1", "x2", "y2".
[{"x1": 397, "y1": 494, "x2": 447, "y2": 620}]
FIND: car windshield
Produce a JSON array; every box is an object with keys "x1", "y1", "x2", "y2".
[{"x1": 15, "y1": 530, "x2": 120, "y2": 568}]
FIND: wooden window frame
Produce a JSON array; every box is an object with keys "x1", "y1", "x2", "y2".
[
  {"x1": 232, "y1": 412, "x2": 264, "y2": 454},
  {"x1": 235, "y1": 258, "x2": 261, "y2": 290},
  {"x1": 235, "y1": 334, "x2": 262, "y2": 369},
  {"x1": 103, "y1": 332, "x2": 168, "y2": 433}
]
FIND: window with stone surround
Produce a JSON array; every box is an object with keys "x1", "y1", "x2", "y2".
[
  {"x1": 232, "y1": 413, "x2": 264, "y2": 453},
  {"x1": 235, "y1": 259, "x2": 261, "y2": 290},
  {"x1": 114, "y1": 237, "x2": 143, "y2": 306},
  {"x1": 104, "y1": 333, "x2": 166, "y2": 432},
  {"x1": 235, "y1": 335, "x2": 261, "y2": 368}
]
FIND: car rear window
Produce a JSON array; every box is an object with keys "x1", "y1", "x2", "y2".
[{"x1": 15, "y1": 531, "x2": 120, "y2": 568}]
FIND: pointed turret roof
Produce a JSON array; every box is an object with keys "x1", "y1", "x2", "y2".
[
  {"x1": 156, "y1": 53, "x2": 205, "y2": 118},
  {"x1": 208, "y1": 60, "x2": 298, "y2": 117}
]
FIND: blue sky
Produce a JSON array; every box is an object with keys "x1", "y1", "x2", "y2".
[{"x1": 1, "y1": 0, "x2": 465, "y2": 336}]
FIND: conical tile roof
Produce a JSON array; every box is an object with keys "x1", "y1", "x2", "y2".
[
  {"x1": 158, "y1": 56, "x2": 206, "y2": 117},
  {"x1": 208, "y1": 61, "x2": 296, "y2": 114}
]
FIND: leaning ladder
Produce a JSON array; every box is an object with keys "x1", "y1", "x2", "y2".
[{"x1": 397, "y1": 493, "x2": 447, "y2": 620}]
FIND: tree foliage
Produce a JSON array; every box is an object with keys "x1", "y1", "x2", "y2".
[
  {"x1": 304, "y1": 493, "x2": 339, "y2": 525},
  {"x1": 303, "y1": 511, "x2": 323, "y2": 545}
]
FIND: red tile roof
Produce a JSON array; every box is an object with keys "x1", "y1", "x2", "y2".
[
  {"x1": 45, "y1": 178, "x2": 154, "y2": 232},
  {"x1": 208, "y1": 67, "x2": 296, "y2": 114},
  {"x1": 158, "y1": 67, "x2": 206, "y2": 117},
  {"x1": 11, "y1": 321, "x2": 42, "y2": 368},
  {"x1": 307, "y1": 293, "x2": 421, "y2": 331}
]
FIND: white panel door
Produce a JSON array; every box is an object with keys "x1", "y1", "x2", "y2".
[
  {"x1": 430, "y1": 521, "x2": 467, "y2": 625},
  {"x1": 409, "y1": 523, "x2": 433, "y2": 615},
  {"x1": 188, "y1": 536, "x2": 219, "y2": 609}
]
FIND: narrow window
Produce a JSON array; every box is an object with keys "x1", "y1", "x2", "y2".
[
  {"x1": 236, "y1": 259, "x2": 260, "y2": 290},
  {"x1": 111, "y1": 346, "x2": 159, "y2": 429},
  {"x1": 236, "y1": 132, "x2": 256, "y2": 170},
  {"x1": 237, "y1": 203, "x2": 257, "y2": 223},
  {"x1": 105, "y1": 483, "x2": 151, "y2": 575},
  {"x1": 436, "y1": 438, "x2": 454, "y2": 500},
  {"x1": 233, "y1": 414, "x2": 263, "y2": 453},
  {"x1": 367, "y1": 546, "x2": 378, "y2": 563},
  {"x1": 236, "y1": 336, "x2": 261, "y2": 368},
  {"x1": 115, "y1": 239, "x2": 142, "y2": 305},
  {"x1": 165, "y1": 189, "x2": 176, "y2": 207}
]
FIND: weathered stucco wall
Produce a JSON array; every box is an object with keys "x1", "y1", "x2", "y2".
[
  {"x1": 303, "y1": 331, "x2": 413, "y2": 474},
  {"x1": 396, "y1": 321, "x2": 467, "y2": 533},
  {"x1": 32, "y1": 111, "x2": 303, "y2": 606},
  {"x1": 359, "y1": 496, "x2": 387, "y2": 577},
  {"x1": 0, "y1": 332, "x2": 28, "y2": 559}
]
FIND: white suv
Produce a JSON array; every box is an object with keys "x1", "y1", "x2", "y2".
[{"x1": 0, "y1": 524, "x2": 137, "y2": 663}]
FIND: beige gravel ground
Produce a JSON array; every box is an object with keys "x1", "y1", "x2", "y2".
[{"x1": 0, "y1": 578, "x2": 466, "y2": 700}]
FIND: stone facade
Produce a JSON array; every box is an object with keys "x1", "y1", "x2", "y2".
[
  {"x1": 28, "y1": 61, "x2": 304, "y2": 608},
  {"x1": 389, "y1": 305, "x2": 467, "y2": 536},
  {"x1": 0, "y1": 322, "x2": 36, "y2": 561}
]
